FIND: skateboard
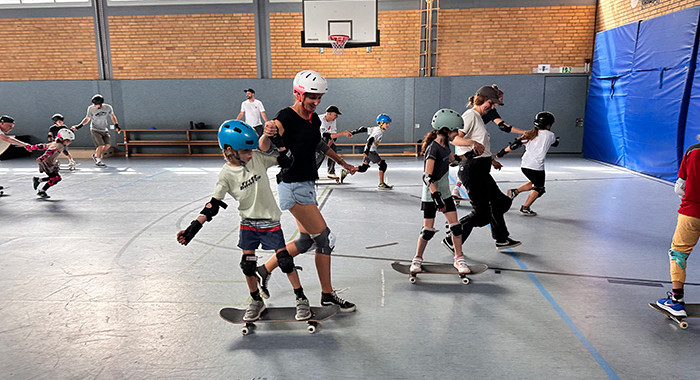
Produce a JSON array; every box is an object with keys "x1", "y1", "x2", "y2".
[
  {"x1": 649, "y1": 303, "x2": 700, "y2": 330},
  {"x1": 220, "y1": 304, "x2": 340, "y2": 335},
  {"x1": 391, "y1": 261, "x2": 488, "y2": 284},
  {"x1": 319, "y1": 170, "x2": 347, "y2": 184}
]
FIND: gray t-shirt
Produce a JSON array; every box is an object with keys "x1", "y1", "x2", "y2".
[{"x1": 86, "y1": 104, "x2": 114, "y2": 131}]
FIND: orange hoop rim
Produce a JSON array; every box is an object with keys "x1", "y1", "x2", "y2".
[{"x1": 329, "y1": 34, "x2": 350, "y2": 44}]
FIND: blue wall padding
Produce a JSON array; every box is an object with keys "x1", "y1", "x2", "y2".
[
  {"x1": 591, "y1": 22, "x2": 639, "y2": 77},
  {"x1": 584, "y1": 6, "x2": 700, "y2": 181},
  {"x1": 583, "y1": 76, "x2": 629, "y2": 166},
  {"x1": 624, "y1": 68, "x2": 689, "y2": 180}
]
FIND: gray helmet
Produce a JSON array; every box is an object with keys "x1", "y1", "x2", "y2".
[{"x1": 431, "y1": 108, "x2": 464, "y2": 131}]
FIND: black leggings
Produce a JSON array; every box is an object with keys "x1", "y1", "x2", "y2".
[{"x1": 458, "y1": 157, "x2": 512, "y2": 242}]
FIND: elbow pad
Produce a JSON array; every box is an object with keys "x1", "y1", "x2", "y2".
[
  {"x1": 552, "y1": 136, "x2": 560, "y2": 147},
  {"x1": 497, "y1": 121, "x2": 512, "y2": 133},
  {"x1": 200, "y1": 197, "x2": 228, "y2": 221},
  {"x1": 422, "y1": 172, "x2": 435, "y2": 187},
  {"x1": 675, "y1": 178, "x2": 686, "y2": 199}
]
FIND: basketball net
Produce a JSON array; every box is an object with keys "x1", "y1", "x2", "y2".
[{"x1": 329, "y1": 35, "x2": 349, "y2": 55}]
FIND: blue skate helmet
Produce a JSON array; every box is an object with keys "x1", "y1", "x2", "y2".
[
  {"x1": 218, "y1": 120, "x2": 259, "y2": 150},
  {"x1": 376, "y1": 113, "x2": 392, "y2": 124}
]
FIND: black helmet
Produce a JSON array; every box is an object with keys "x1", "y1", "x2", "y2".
[
  {"x1": 534, "y1": 111, "x2": 555, "y2": 129},
  {"x1": 51, "y1": 113, "x2": 64, "y2": 122},
  {"x1": 91, "y1": 94, "x2": 104, "y2": 105}
]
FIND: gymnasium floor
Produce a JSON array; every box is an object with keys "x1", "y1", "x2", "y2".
[{"x1": 1, "y1": 154, "x2": 698, "y2": 379}]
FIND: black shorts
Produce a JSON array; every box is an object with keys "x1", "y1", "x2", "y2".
[
  {"x1": 421, "y1": 197, "x2": 457, "y2": 219},
  {"x1": 521, "y1": 168, "x2": 545, "y2": 188}
]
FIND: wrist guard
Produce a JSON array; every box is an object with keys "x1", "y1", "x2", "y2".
[
  {"x1": 277, "y1": 149, "x2": 294, "y2": 168},
  {"x1": 182, "y1": 220, "x2": 203, "y2": 244},
  {"x1": 431, "y1": 191, "x2": 446, "y2": 209},
  {"x1": 269, "y1": 133, "x2": 285, "y2": 148},
  {"x1": 114, "y1": 123, "x2": 120, "y2": 132},
  {"x1": 200, "y1": 197, "x2": 228, "y2": 221},
  {"x1": 509, "y1": 139, "x2": 523, "y2": 150},
  {"x1": 350, "y1": 126, "x2": 368, "y2": 135},
  {"x1": 26, "y1": 143, "x2": 47, "y2": 151},
  {"x1": 552, "y1": 136, "x2": 560, "y2": 147},
  {"x1": 73, "y1": 124, "x2": 83, "y2": 130},
  {"x1": 496, "y1": 148, "x2": 508, "y2": 158}
]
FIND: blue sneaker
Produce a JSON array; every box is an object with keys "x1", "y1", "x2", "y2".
[{"x1": 657, "y1": 292, "x2": 687, "y2": 317}]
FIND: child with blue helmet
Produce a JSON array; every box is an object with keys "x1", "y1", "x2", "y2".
[
  {"x1": 176, "y1": 120, "x2": 310, "y2": 322},
  {"x1": 349, "y1": 113, "x2": 393, "y2": 189}
]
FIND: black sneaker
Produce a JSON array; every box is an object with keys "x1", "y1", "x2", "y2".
[
  {"x1": 442, "y1": 236, "x2": 455, "y2": 255},
  {"x1": 32, "y1": 177, "x2": 40, "y2": 190},
  {"x1": 520, "y1": 206, "x2": 537, "y2": 216},
  {"x1": 256, "y1": 265, "x2": 271, "y2": 299},
  {"x1": 37, "y1": 191, "x2": 50, "y2": 199},
  {"x1": 496, "y1": 238, "x2": 521, "y2": 250},
  {"x1": 321, "y1": 291, "x2": 356, "y2": 312},
  {"x1": 507, "y1": 188, "x2": 519, "y2": 200}
]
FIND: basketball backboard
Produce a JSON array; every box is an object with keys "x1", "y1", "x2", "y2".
[{"x1": 301, "y1": 0, "x2": 380, "y2": 48}]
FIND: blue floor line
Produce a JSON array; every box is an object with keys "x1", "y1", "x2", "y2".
[{"x1": 508, "y1": 252, "x2": 621, "y2": 380}]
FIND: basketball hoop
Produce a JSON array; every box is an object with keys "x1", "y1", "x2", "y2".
[{"x1": 329, "y1": 34, "x2": 349, "y2": 54}]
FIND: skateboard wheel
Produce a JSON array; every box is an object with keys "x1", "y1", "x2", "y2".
[
  {"x1": 307, "y1": 325, "x2": 317, "y2": 334},
  {"x1": 461, "y1": 277, "x2": 470, "y2": 285},
  {"x1": 241, "y1": 327, "x2": 250, "y2": 335},
  {"x1": 409, "y1": 276, "x2": 416, "y2": 284},
  {"x1": 680, "y1": 321, "x2": 689, "y2": 330}
]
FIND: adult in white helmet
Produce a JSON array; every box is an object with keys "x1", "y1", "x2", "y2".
[{"x1": 257, "y1": 70, "x2": 358, "y2": 312}]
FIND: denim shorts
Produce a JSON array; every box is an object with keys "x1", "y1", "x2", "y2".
[{"x1": 278, "y1": 180, "x2": 317, "y2": 211}]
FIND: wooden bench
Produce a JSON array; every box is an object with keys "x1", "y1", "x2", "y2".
[
  {"x1": 118, "y1": 129, "x2": 220, "y2": 157},
  {"x1": 118, "y1": 129, "x2": 422, "y2": 158}
]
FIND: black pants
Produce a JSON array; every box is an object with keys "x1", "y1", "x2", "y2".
[
  {"x1": 458, "y1": 157, "x2": 512, "y2": 243},
  {"x1": 326, "y1": 142, "x2": 337, "y2": 173}
]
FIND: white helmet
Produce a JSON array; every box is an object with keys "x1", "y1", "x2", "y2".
[
  {"x1": 57, "y1": 128, "x2": 75, "y2": 141},
  {"x1": 293, "y1": 70, "x2": 328, "y2": 99}
]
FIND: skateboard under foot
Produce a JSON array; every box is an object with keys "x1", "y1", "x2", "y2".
[
  {"x1": 649, "y1": 303, "x2": 700, "y2": 330},
  {"x1": 391, "y1": 262, "x2": 488, "y2": 284},
  {"x1": 220, "y1": 305, "x2": 340, "y2": 335}
]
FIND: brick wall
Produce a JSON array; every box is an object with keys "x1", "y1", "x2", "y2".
[
  {"x1": 0, "y1": 17, "x2": 98, "y2": 81},
  {"x1": 108, "y1": 14, "x2": 257, "y2": 79},
  {"x1": 269, "y1": 10, "x2": 421, "y2": 78},
  {"x1": 596, "y1": 0, "x2": 700, "y2": 31},
  {"x1": 438, "y1": 6, "x2": 596, "y2": 76}
]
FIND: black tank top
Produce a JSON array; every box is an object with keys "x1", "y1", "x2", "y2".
[{"x1": 276, "y1": 107, "x2": 322, "y2": 183}]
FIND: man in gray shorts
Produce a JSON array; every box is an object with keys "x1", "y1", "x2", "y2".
[{"x1": 72, "y1": 94, "x2": 120, "y2": 167}]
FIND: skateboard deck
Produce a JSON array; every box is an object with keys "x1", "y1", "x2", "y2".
[
  {"x1": 649, "y1": 303, "x2": 700, "y2": 330},
  {"x1": 220, "y1": 304, "x2": 340, "y2": 335},
  {"x1": 391, "y1": 262, "x2": 488, "y2": 284}
]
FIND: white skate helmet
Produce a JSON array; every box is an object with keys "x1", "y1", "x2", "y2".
[
  {"x1": 293, "y1": 70, "x2": 328, "y2": 100},
  {"x1": 57, "y1": 128, "x2": 75, "y2": 141}
]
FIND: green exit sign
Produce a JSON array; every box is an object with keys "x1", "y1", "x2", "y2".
[{"x1": 560, "y1": 66, "x2": 572, "y2": 73}]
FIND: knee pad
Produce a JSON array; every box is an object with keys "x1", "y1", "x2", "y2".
[
  {"x1": 449, "y1": 222, "x2": 463, "y2": 238},
  {"x1": 47, "y1": 175, "x2": 62, "y2": 187},
  {"x1": 378, "y1": 160, "x2": 387, "y2": 172},
  {"x1": 294, "y1": 232, "x2": 314, "y2": 254},
  {"x1": 240, "y1": 254, "x2": 258, "y2": 277},
  {"x1": 669, "y1": 249, "x2": 689, "y2": 283},
  {"x1": 358, "y1": 163, "x2": 369, "y2": 173},
  {"x1": 311, "y1": 227, "x2": 335, "y2": 255},
  {"x1": 419, "y1": 227, "x2": 437, "y2": 241},
  {"x1": 276, "y1": 249, "x2": 295, "y2": 274},
  {"x1": 534, "y1": 186, "x2": 546, "y2": 198}
]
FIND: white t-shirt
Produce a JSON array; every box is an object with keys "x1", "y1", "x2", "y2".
[
  {"x1": 319, "y1": 113, "x2": 337, "y2": 135},
  {"x1": 521, "y1": 129, "x2": 557, "y2": 171},
  {"x1": 86, "y1": 104, "x2": 114, "y2": 132},
  {"x1": 456, "y1": 108, "x2": 491, "y2": 158},
  {"x1": 239, "y1": 99, "x2": 266, "y2": 126},
  {"x1": 367, "y1": 126, "x2": 384, "y2": 152},
  {"x1": 212, "y1": 151, "x2": 281, "y2": 221}
]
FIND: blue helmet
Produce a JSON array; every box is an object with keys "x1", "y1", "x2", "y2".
[
  {"x1": 218, "y1": 120, "x2": 258, "y2": 150},
  {"x1": 376, "y1": 113, "x2": 392, "y2": 124}
]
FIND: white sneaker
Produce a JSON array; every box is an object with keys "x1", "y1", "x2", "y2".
[
  {"x1": 453, "y1": 256, "x2": 471, "y2": 274},
  {"x1": 409, "y1": 257, "x2": 423, "y2": 273}
]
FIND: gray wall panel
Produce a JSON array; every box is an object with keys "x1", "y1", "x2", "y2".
[{"x1": 0, "y1": 75, "x2": 588, "y2": 154}]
